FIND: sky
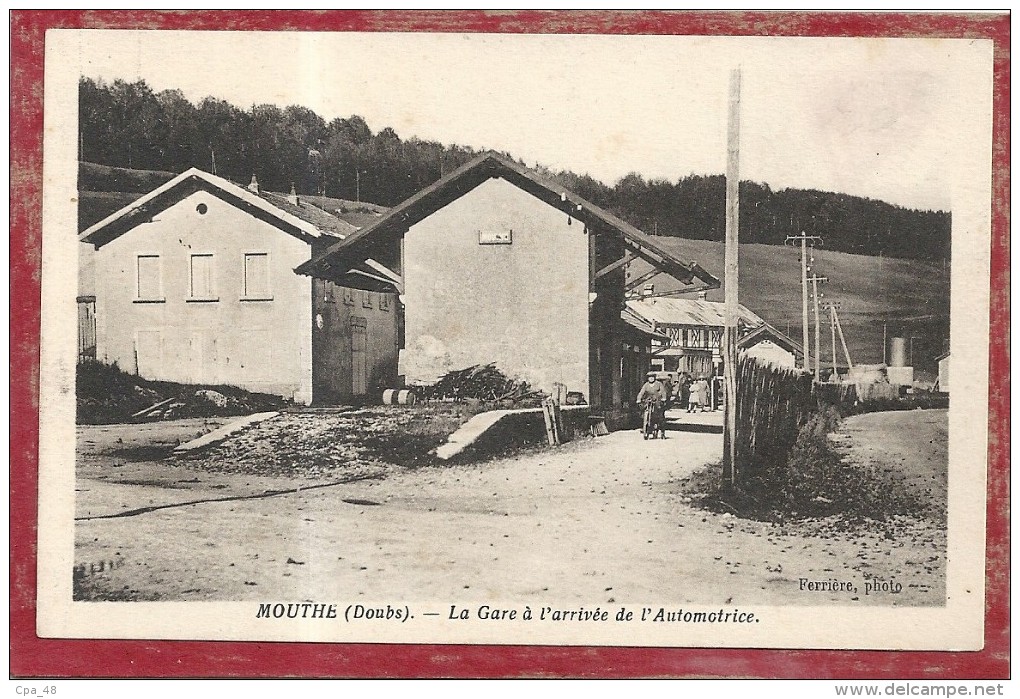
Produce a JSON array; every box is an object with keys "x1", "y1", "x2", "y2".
[{"x1": 67, "y1": 30, "x2": 989, "y2": 211}]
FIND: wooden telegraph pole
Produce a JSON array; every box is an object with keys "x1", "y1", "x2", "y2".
[
  {"x1": 830, "y1": 304, "x2": 838, "y2": 379},
  {"x1": 824, "y1": 301, "x2": 842, "y2": 380},
  {"x1": 807, "y1": 273, "x2": 828, "y2": 381},
  {"x1": 834, "y1": 306, "x2": 854, "y2": 370},
  {"x1": 785, "y1": 234, "x2": 822, "y2": 371},
  {"x1": 722, "y1": 68, "x2": 740, "y2": 490}
]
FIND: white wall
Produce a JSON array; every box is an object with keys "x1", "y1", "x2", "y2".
[
  {"x1": 93, "y1": 189, "x2": 313, "y2": 403},
  {"x1": 742, "y1": 339, "x2": 797, "y2": 369},
  {"x1": 400, "y1": 176, "x2": 590, "y2": 397}
]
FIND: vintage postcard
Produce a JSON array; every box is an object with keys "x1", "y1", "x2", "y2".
[{"x1": 33, "y1": 22, "x2": 995, "y2": 656}]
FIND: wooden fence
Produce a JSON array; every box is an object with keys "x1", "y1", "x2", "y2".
[
  {"x1": 733, "y1": 355, "x2": 816, "y2": 476},
  {"x1": 734, "y1": 356, "x2": 940, "y2": 478}
]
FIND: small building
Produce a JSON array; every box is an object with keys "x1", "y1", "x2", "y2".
[
  {"x1": 627, "y1": 297, "x2": 803, "y2": 377},
  {"x1": 297, "y1": 152, "x2": 720, "y2": 426},
  {"x1": 79, "y1": 167, "x2": 399, "y2": 404},
  {"x1": 935, "y1": 351, "x2": 950, "y2": 393},
  {"x1": 737, "y1": 322, "x2": 805, "y2": 370}
]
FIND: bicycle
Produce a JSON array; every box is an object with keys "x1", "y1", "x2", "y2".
[{"x1": 641, "y1": 400, "x2": 665, "y2": 440}]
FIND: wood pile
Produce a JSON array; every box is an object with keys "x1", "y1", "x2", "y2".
[{"x1": 419, "y1": 364, "x2": 544, "y2": 403}]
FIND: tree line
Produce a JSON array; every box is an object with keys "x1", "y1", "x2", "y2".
[{"x1": 79, "y1": 77, "x2": 950, "y2": 261}]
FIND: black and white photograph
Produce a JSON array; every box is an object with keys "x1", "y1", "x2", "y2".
[{"x1": 37, "y1": 27, "x2": 992, "y2": 649}]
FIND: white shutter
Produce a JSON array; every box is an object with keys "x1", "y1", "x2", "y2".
[
  {"x1": 190, "y1": 254, "x2": 215, "y2": 299},
  {"x1": 136, "y1": 255, "x2": 161, "y2": 300},
  {"x1": 243, "y1": 253, "x2": 270, "y2": 298}
]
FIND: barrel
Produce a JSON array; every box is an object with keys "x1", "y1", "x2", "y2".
[{"x1": 382, "y1": 389, "x2": 417, "y2": 405}]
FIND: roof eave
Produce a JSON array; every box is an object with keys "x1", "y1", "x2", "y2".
[
  {"x1": 297, "y1": 153, "x2": 721, "y2": 290},
  {"x1": 80, "y1": 168, "x2": 325, "y2": 247}
]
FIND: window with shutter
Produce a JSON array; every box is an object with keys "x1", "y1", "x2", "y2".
[
  {"x1": 242, "y1": 252, "x2": 271, "y2": 300},
  {"x1": 189, "y1": 253, "x2": 217, "y2": 301},
  {"x1": 135, "y1": 254, "x2": 163, "y2": 302}
]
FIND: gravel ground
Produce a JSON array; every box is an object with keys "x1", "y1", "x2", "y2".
[
  {"x1": 829, "y1": 409, "x2": 948, "y2": 525},
  {"x1": 74, "y1": 409, "x2": 946, "y2": 606},
  {"x1": 181, "y1": 405, "x2": 469, "y2": 478}
]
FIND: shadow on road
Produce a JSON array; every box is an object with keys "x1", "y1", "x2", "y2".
[{"x1": 665, "y1": 422, "x2": 724, "y2": 434}]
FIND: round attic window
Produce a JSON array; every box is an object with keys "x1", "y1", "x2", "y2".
[{"x1": 196, "y1": 203, "x2": 208, "y2": 215}]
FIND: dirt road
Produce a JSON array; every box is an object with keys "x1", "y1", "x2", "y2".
[
  {"x1": 75, "y1": 409, "x2": 945, "y2": 606},
  {"x1": 831, "y1": 409, "x2": 948, "y2": 523}
]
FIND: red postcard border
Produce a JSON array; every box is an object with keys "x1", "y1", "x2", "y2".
[{"x1": 9, "y1": 10, "x2": 1010, "y2": 679}]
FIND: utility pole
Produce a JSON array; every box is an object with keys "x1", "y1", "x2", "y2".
[
  {"x1": 803, "y1": 239, "x2": 810, "y2": 372},
  {"x1": 823, "y1": 301, "x2": 842, "y2": 381},
  {"x1": 722, "y1": 68, "x2": 741, "y2": 491},
  {"x1": 834, "y1": 307, "x2": 854, "y2": 370},
  {"x1": 785, "y1": 234, "x2": 822, "y2": 372},
  {"x1": 808, "y1": 273, "x2": 828, "y2": 381},
  {"x1": 830, "y1": 305, "x2": 838, "y2": 379}
]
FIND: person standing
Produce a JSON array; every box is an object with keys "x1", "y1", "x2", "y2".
[
  {"x1": 696, "y1": 376, "x2": 711, "y2": 412},
  {"x1": 661, "y1": 373, "x2": 674, "y2": 411},
  {"x1": 678, "y1": 373, "x2": 691, "y2": 411},
  {"x1": 687, "y1": 376, "x2": 702, "y2": 413}
]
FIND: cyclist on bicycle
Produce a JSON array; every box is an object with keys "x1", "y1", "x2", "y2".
[{"x1": 636, "y1": 372, "x2": 669, "y2": 439}]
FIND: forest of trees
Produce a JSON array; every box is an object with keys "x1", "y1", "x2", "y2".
[{"x1": 79, "y1": 77, "x2": 951, "y2": 261}]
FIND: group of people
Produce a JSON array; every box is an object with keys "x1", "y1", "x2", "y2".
[
  {"x1": 678, "y1": 373, "x2": 712, "y2": 413},
  {"x1": 635, "y1": 371, "x2": 714, "y2": 437}
]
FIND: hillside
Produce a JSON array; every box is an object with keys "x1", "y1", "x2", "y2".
[
  {"x1": 79, "y1": 77, "x2": 951, "y2": 261},
  {"x1": 633, "y1": 238, "x2": 949, "y2": 369}
]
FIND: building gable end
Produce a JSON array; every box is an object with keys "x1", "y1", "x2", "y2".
[{"x1": 81, "y1": 170, "x2": 324, "y2": 248}]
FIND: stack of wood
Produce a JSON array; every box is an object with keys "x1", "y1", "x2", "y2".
[
  {"x1": 421, "y1": 363, "x2": 543, "y2": 403},
  {"x1": 542, "y1": 398, "x2": 563, "y2": 446}
]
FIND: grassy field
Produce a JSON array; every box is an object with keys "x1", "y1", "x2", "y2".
[{"x1": 632, "y1": 237, "x2": 950, "y2": 370}]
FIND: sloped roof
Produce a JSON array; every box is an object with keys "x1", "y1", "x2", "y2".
[
  {"x1": 259, "y1": 190, "x2": 356, "y2": 238},
  {"x1": 737, "y1": 322, "x2": 804, "y2": 356},
  {"x1": 627, "y1": 298, "x2": 764, "y2": 328},
  {"x1": 295, "y1": 152, "x2": 720, "y2": 291},
  {"x1": 621, "y1": 306, "x2": 670, "y2": 341},
  {"x1": 80, "y1": 167, "x2": 357, "y2": 247},
  {"x1": 301, "y1": 195, "x2": 388, "y2": 229}
]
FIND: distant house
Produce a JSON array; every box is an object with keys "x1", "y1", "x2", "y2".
[
  {"x1": 79, "y1": 167, "x2": 398, "y2": 404},
  {"x1": 297, "y1": 152, "x2": 720, "y2": 425},
  {"x1": 628, "y1": 296, "x2": 803, "y2": 376},
  {"x1": 737, "y1": 322, "x2": 805, "y2": 370}
]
